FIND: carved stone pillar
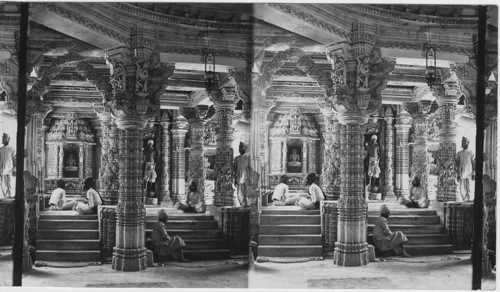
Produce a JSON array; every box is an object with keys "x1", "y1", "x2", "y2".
[
  {"x1": 171, "y1": 114, "x2": 189, "y2": 204},
  {"x1": 383, "y1": 108, "x2": 396, "y2": 200},
  {"x1": 84, "y1": 144, "x2": 93, "y2": 179},
  {"x1": 321, "y1": 115, "x2": 341, "y2": 199},
  {"x1": 188, "y1": 105, "x2": 209, "y2": 195},
  {"x1": 160, "y1": 112, "x2": 172, "y2": 206},
  {"x1": 333, "y1": 112, "x2": 369, "y2": 267},
  {"x1": 107, "y1": 41, "x2": 169, "y2": 271},
  {"x1": 211, "y1": 88, "x2": 237, "y2": 207},
  {"x1": 281, "y1": 139, "x2": 287, "y2": 173},
  {"x1": 269, "y1": 138, "x2": 281, "y2": 174},
  {"x1": 111, "y1": 120, "x2": 148, "y2": 272},
  {"x1": 411, "y1": 100, "x2": 432, "y2": 192},
  {"x1": 302, "y1": 140, "x2": 308, "y2": 176},
  {"x1": 97, "y1": 113, "x2": 114, "y2": 205},
  {"x1": 433, "y1": 74, "x2": 461, "y2": 201},
  {"x1": 308, "y1": 139, "x2": 316, "y2": 174},
  {"x1": 58, "y1": 144, "x2": 64, "y2": 178},
  {"x1": 394, "y1": 107, "x2": 412, "y2": 199}
]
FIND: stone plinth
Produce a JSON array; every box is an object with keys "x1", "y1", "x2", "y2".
[
  {"x1": 444, "y1": 202, "x2": 474, "y2": 250},
  {"x1": 99, "y1": 206, "x2": 117, "y2": 257},
  {"x1": 221, "y1": 207, "x2": 250, "y2": 255},
  {"x1": 321, "y1": 201, "x2": 338, "y2": 253}
]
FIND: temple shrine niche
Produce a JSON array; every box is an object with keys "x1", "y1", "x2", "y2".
[
  {"x1": 44, "y1": 113, "x2": 96, "y2": 194},
  {"x1": 268, "y1": 109, "x2": 320, "y2": 189}
]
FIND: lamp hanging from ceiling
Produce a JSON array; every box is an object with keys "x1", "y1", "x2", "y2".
[
  {"x1": 204, "y1": 23, "x2": 216, "y2": 95},
  {"x1": 425, "y1": 18, "x2": 437, "y2": 87}
]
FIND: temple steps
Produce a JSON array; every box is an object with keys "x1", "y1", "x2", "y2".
[
  {"x1": 143, "y1": 208, "x2": 231, "y2": 261},
  {"x1": 259, "y1": 235, "x2": 322, "y2": 246},
  {"x1": 258, "y1": 207, "x2": 322, "y2": 258},
  {"x1": 367, "y1": 207, "x2": 453, "y2": 256},
  {"x1": 36, "y1": 250, "x2": 101, "y2": 262},
  {"x1": 37, "y1": 239, "x2": 100, "y2": 250},
  {"x1": 36, "y1": 211, "x2": 101, "y2": 262},
  {"x1": 258, "y1": 245, "x2": 323, "y2": 257},
  {"x1": 145, "y1": 229, "x2": 223, "y2": 239},
  {"x1": 367, "y1": 215, "x2": 440, "y2": 225},
  {"x1": 38, "y1": 229, "x2": 99, "y2": 240},
  {"x1": 39, "y1": 219, "x2": 98, "y2": 230},
  {"x1": 260, "y1": 215, "x2": 321, "y2": 225},
  {"x1": 260, "y1": 225, "x2": 322, "y2": 235},
  {"x1": 367, "y1": 224, "x2": 444, "y2": 234},
  {"x1": 145, "y1": 220, "x2": 218, "y2": 230}
]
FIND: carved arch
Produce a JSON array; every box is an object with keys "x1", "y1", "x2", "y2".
[{"x1": 256, "y1": 47, "x2": 334, "y2": 97}]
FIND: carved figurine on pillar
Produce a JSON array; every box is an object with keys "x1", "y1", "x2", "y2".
[
  {"x1": 234, "y1": 142, "x2": 252, "y2": 207},
  {"x1": 456, "y1": 137, "x2": 475, "y2": 202},
  {"x1": 143, "y1": 139, "x2": 158, "y2": 205},
  {"x1": 365, "y1": 135, "x2": 380, "y2": 194},
  {"x1": 0, "y1": 133, "x2": 16, "y2": 198}
]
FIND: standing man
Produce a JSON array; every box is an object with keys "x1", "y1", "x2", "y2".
[
  {"x1": 365, "y1": 134, "x2": 380, "y2": 192},
  {"x1": 456, "y1": 137, "x2": 475, "y2": 201},
  {"x1": 233, "y1": 142, "x2": 252, "y2": 207},
  {"x1": 0, "y1": 133, "x2": 16, "y2": 198}
]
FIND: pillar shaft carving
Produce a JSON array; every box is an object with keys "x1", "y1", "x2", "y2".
[
  {"x1": 394, "y1": 108, "x2": 412, "y2": 199},
  {"x1": 333, "y1": 113, "x2": 369, "y2": 267},
  {"x1": 322, "y1": 116, "x2": 341, "y2": 199},
  {"x1": 58, "y1": 144, "x2": 64, "y2": 178},
  {"x1": 411, "y1": 110, "x2": 430, "y2": 192},
  {"x1": 160, "y1": 119, "x2": 172, "y2": 206},
  {"x1": 384, "y1": 110, "x2": 395, "y2": 200},
  {"x1": 171, "y1": 115, "x2": 189, "y2": 204},
  {"x1": 111, "y1": 125, "x2": 147, "y2": 272},
  {"x1": 211, "y1": 88, "x2": 237, "y2": 207},
  {"x1": 188, "y1": 105, "x2": 208, "y2": 196},
  {"x1": 98, "y1": 115, "x2": 120, "y2": 205},
  {"x1": 433, "y1": 77, "x2": 461, "y2": 201}
]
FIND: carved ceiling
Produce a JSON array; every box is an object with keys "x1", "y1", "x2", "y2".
[{"x1": 0, "y1": 3, "x2": 497, "y2": 120}]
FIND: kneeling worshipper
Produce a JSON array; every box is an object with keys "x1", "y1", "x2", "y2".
[
  {"x1": 373, "y1": 204, "x2": 412, "y2": 257},
  {"x1": 151, "y1": 210, "x2": 188, "y2": 263}
]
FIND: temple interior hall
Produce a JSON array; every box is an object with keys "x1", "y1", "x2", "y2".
[{"x1": 0, "y1": 2, "x2": 498, "y2": 289}]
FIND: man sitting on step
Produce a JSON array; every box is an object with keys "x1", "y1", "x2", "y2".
[
  {"x1": 272, "y1": 175, "x2": 307, "y2": 206},
  {"x1": 48, "y1": 180, "x2": 76, "y2": 211},
  {"x1": 399, "y1": 176, "x2": 429, "y2": 208},
  {"x1": 373, "y1": 204, "x2": 412, "y2": 258}
]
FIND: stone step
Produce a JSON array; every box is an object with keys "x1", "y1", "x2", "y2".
[
  {"x1": 368, "y1": 233, "x2": 450, "y2": 245},
  {"x1": 39, "y1": 214, "x2": 98, "y2": 220},
  {"x1": 145, "y1": 220, "x2": 218, "y2": 230},
  {"x1": 260, "y1": 215, "x2": 321, "y2": 225},
  {"x1": 261, "y1": 209, "x2": 320, "y2": 215},
  {"x1": 37, "y1": 239, "x2": 100, "y2": 250},
  {"x1": 145, "y1": 229, "x2": 222, "y2": 239},
  {"x1": 183, "y1": 239, "x2": 228, "y2": 250},
  {"x1": 367, "y1": 209, "x2": 436, "y2": 216},
  {"x1": 259, "y1": 235, "x2": 322, "y2": 246},
  {"x1": 36, "y1": 250, "x2": 101, "y2": 262},
  {"x1": 38, "y1": 219, "x2": 98, "y2": 230},
  {"x1": 145, "y1": 215, "x2": 215, "y2": 221},
  {"x1": 182, "y1": 249, "x2": 232, "y2": 261},
  {"x1": 37, "y1": 230, "x2": 99, "y2": 240},
  {"x1": 406, "y1": 234, "x2": 450, "y2": 245},
  {"x1": 405, "y1": 244, "x2": 454, "y2": 255},
  {"x1": 367, "y1": 215, "x2": 440, "y2": 225},
  {"x1": 260, "y1": 225, "x2": 321, "y2": 235},
  {"x1": 257, "y1": 245, "x2": 323, "y2": 257},
  {"x1": 367, "y1": 224, "x2": 444, "y2": 234}
]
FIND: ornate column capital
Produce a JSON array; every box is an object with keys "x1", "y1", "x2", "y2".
[
  {"x1": 432, "y1": 71, "x2": 463, "y2": 106},
  {"x1": 173, "y1": 114, "x2": 189, "y2": 132}
]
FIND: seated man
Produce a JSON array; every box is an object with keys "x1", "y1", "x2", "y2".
[
  {"x1": 176, "y1": 180, "x2": 206, "y2": 213},
  {"x1": 399, "y1": 177, "x2": 429, "y2": 208},
  {"x1": 151, "y1": 210, "x2": 188, "y2": 263},
  {"x1": 49, "y1": 180, "x2": 76, "y2": 211},
  {"x1": 272, "y1": 175, "x2": 290, "y2": 206},
  {"x1": 373, "y1": 204, "x2": 412, "y2": 257}
]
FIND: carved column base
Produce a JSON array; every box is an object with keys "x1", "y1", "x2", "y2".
[
  {"x1": 333, "y1": 243, "x2": 369, "y2": 266},
  {"x1": 112, "y1": 247, "x2": 148, "y2": 271},
  {"x1": 321, "y1": 201, "x2": 338, "y2": 253}
]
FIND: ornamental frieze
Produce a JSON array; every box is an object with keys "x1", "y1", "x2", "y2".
[
  {"x1": 375, "y1": 40, "x2": 473, "y2": 56},
  {"x1": 32, "y1": 3, "x2": 129, "y2": 45},
  {"x1": 267, "y1": 91, "x2": 326, "y2": 99},
  {"x1": 266, "y1": 3, "x2": 350, "y2": 40}
]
